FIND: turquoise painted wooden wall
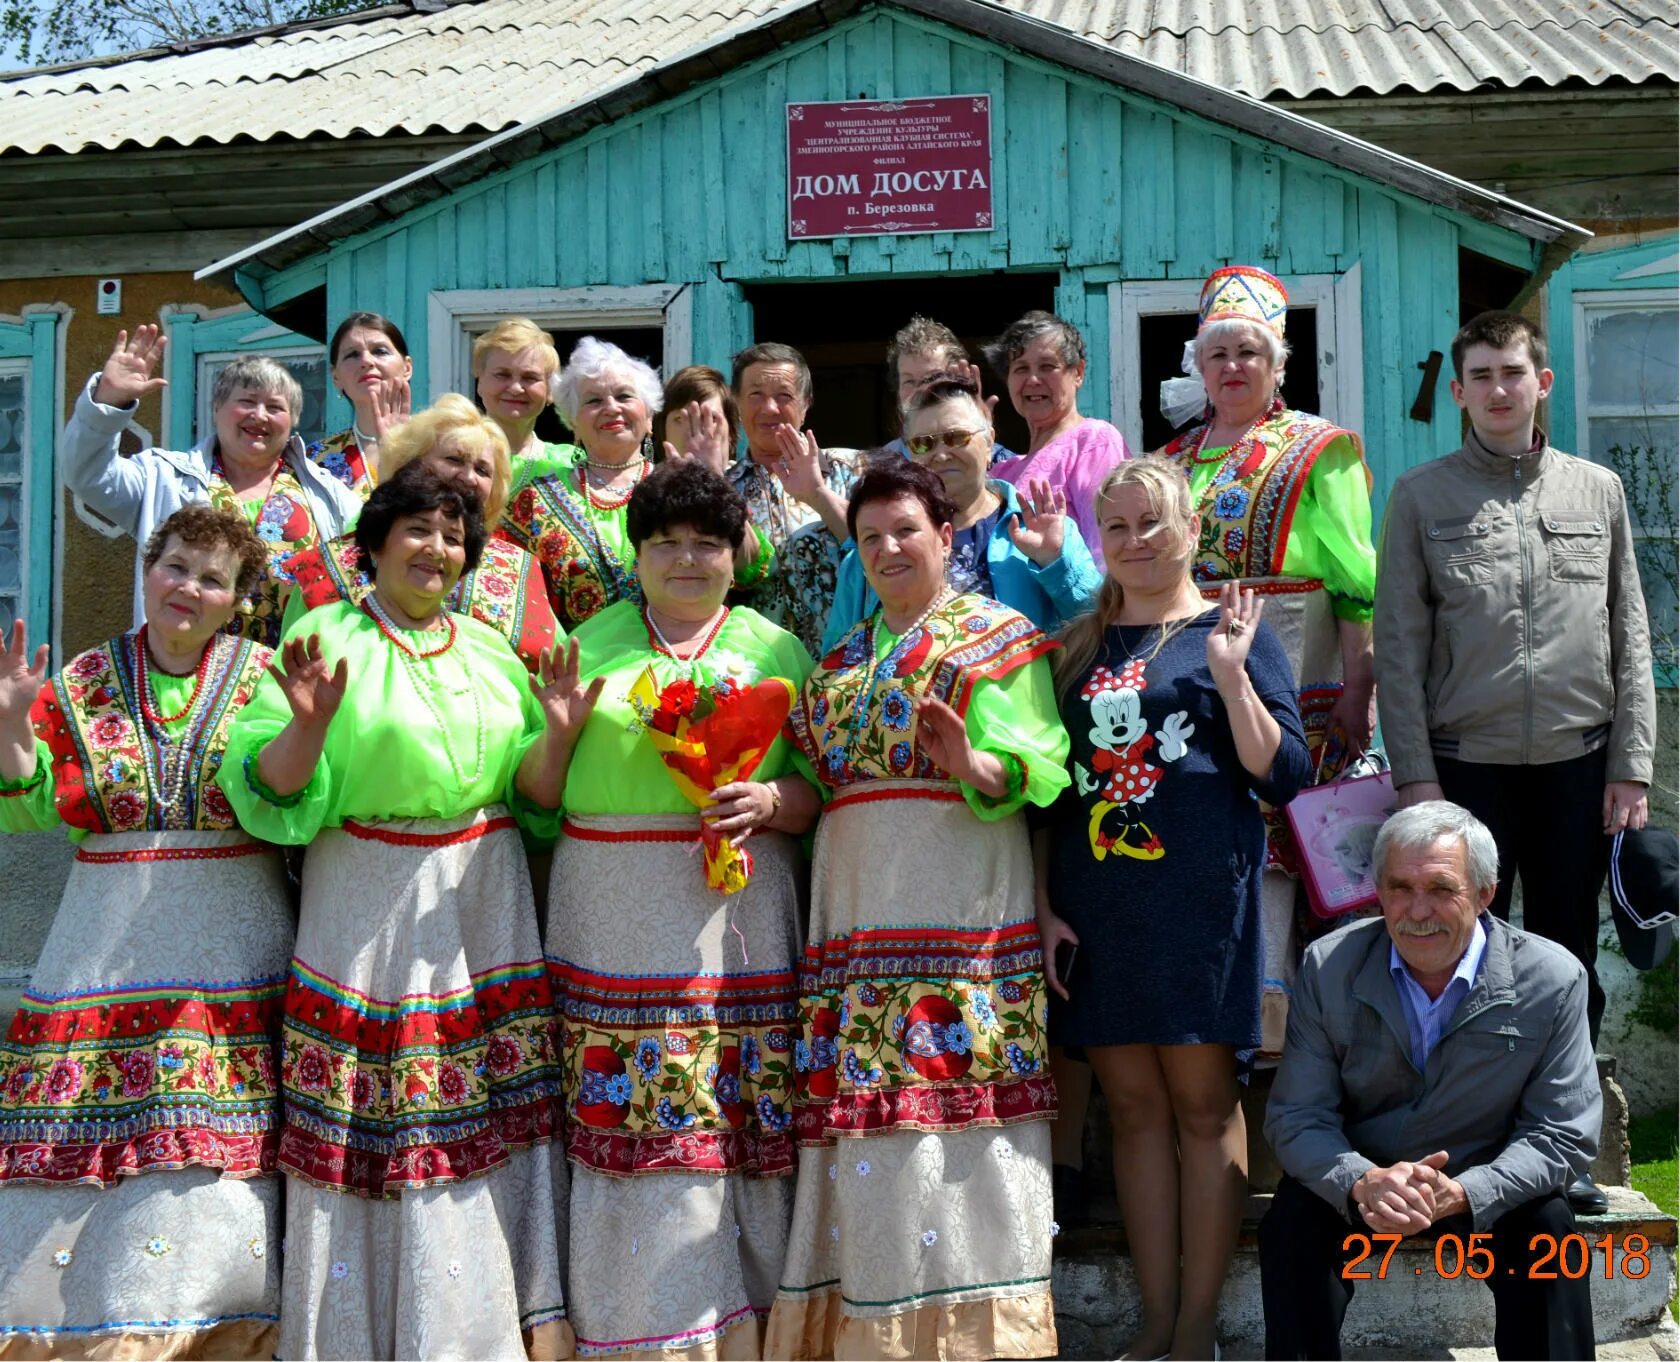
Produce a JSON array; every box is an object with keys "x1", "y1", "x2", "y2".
[{"x1": 250, "y1": 6, "x2": 1538, "y2": 505}]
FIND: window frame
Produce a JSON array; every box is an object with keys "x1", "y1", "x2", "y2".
[
  {"x1": 425, "y1": 284, "x2": 692, "y2": 401},
  {"x1": 1570, "y1": 288, "x2": 1679, "y2": 507},
  {"x1": 160, "y1": 304, "x2": 328, "y2": 451},
  {"x1": 194, "y1": 343, "x2": 332, "y2": 452},
  {"x1": 1106, "y1": 265, "x2": 1363, "y2": 454}
]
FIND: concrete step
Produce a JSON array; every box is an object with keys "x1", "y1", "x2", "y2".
[{"x1": 1051, "y1": 1186, "x2": 1678, "y2": 1360}]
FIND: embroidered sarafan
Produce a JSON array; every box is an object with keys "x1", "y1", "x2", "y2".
[
  {"x1": 0, "y1": 971, "x2": 285, "y2": 1186},
  {"x1": 305, "y1": 428, "x2": 373, "y2": 497},
  {"x1": 549, "y1": 953, "x2": 798, "y2": 1178},
  {"x1": 277, "y1": 947, "x2": 562, "y2": 1198},
  {"x1": 1165, "y1": 409, "x2": 1358, "y2": 583},
  {"x1": 206, "y1": 459, "x2": 322, "y2": 648},
  {"x1": 789, "y1": 594, "x2": 1056, "y2": 787},
  {"x1": 790, "y1": 917, "x2": 1054, "y2": 1143},
  {"x1": 501, "y1": 461, "x2": 640, "y2": 630},
  {"x1": 28, "y1": 633, "x2": 271, "y2": 833},
  {"x1": 284, "y1": 533, "x2": 559, "y2": 672}
]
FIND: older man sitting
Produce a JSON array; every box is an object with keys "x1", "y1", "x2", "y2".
[{"x1": 1260, "y1": 800, "x2": 1600, "y2": 1360}]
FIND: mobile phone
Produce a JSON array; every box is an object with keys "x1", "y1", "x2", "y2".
[{"x1": 1054, "y1": 940, "x2": 1078, "y2": 982}]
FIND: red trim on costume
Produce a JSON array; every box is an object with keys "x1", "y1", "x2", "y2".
[
  {"x1": 0, "y1": 1129, "x2": 275, "y2": 1186},
  {"x1": 74, "y1": 841, "x2": 269, "y2": 864},
  {"x1": 285, "y1": 959, "x2": 555, "y2": 1052},
  {"x1": 277, "y1": 1095, "x2": 557, "y2": 1197},
  {"x1": 550, "y1": 961, "x2": 797, "y2": 1009},
  {"x1": 793, "y1": 1073, "x2": 1056, "y2": 1143},
  {"x1": 341, "y1": 815, "x2": 517, "y2": 846},
  {"x1": 560, "y1": 820, "x2": 697, "y2": 844},
  {"x1": 826, "y1": 785, "x2": 965, "y2": 812},
  {"x1": 1196, "y1": 577, "x2": 1325, "y2": 599},
  {"x1": 282, "y1": 541, "x2": 350, "y2": 611},
  {"x1": 565, "y1": 1124, "x2": 795, "y2": 1179}
]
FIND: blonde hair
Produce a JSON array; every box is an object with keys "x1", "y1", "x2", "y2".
[
  {"x1": 472, "y1": 317, "x2": 561, "y2": 382},
  {"x1": 1053, "y1": 456, "x2": 1199, "y2": 696},
  {"x1": 379, "y1": 393, "x2": 512, "y2": 528}
]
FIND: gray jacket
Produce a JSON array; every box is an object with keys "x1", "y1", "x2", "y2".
[
  {"x1": 1374, "y1": 431, "x2": 1656, "y2": 787},
  {"x1": 61, "y1": 376, "x2": 362, "y2": 628},
  {"x1": 1265, "y1": 915, "x2": 1600, "y2": 1231}
]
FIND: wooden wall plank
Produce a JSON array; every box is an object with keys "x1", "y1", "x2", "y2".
[
  {"x1": 640, "y1": 118, "x2": 664, "y2": 284},
  {"x1": 762, "y1": 62, "x2": 789, "y2": 266}
]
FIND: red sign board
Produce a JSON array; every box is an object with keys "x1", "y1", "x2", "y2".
[{"x1": 786, "y1": 95, "x2": 993, "y2": 240}]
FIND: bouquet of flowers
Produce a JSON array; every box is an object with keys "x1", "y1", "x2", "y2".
[{"x1": 627, "y1": 666, "x2": 796, "y2": 895}]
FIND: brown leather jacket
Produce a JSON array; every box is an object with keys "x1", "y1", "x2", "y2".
[{"x1": 1374, "y1": 431, "x2": 1656, "y2": 787}]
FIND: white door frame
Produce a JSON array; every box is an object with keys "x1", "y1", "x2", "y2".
[
  {"x1": 427, "y1": 284, "x2": 693, "y2": 401},
  {"x1": 1107, "y1": 265, "x2": 1363, "y2": 451}
]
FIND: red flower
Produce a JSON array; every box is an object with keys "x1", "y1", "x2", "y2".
[
  {"x1": 892, "y1": 631, "x2": 934, "y2": 678},
  {"x1": 576, "y1": 1045, "x2": 630, "y2": 1129},
  {"x1": 106, "y1": 791, "x2": 146, "y2": 829},
  {"x1": 805, "y1": 1007, "x2": 841, "y2": 1100},
  {"x1": 290, "y1": 1044, "x2": 331, "y2": 1094},
  {"x1": 349, "y1": 1069, "x2": 377, "y2": 1111},
  {"x1": 70, "y1": 653, "x2": 107, "y2": 679},
  {"x1": 437, "y1": 1063, "x2": 470, "y2": 1106},
  {"x1": 484, "y1": 1034, "x2": 523, "y2": 1078},
  {"x1": 91, "y1": 714, "x2": 132, "y2": 746},
  {"x1": 660, "y1": 679, "x2": 699, "y2": 717},
  {"x1": 200, "y1": 784, "x2": 234, "y2": 825},
  {"x1": 119, "y1": 1050, "x2": 155, "y2": 1098},
  {"x1": 901, "y1": 996, "x2": 973, "y2": 1082}
]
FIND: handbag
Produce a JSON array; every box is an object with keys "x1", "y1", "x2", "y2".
[{"x1": 1284, "y1": 750, "x2": 1397, "y2": 920}]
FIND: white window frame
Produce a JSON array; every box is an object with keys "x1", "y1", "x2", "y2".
[
  {"x1": 195, "y1": 343, "x2": 330, "y2": 449},
  {"x1": 1107, "y1": 265, "x2": 1363, "y2": 453},
  {"x1": 1571, "y1": 288, "x2": 1680, "y2": 495},
  {"x1": 427, "y1": 284, "x2": 693, "y2": 401},
  {"x1": 0, "y1": 356, "x2": 29, "y2": 631}
]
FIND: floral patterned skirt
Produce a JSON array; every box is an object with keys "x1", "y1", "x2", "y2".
[
  {"x1": 0, "y1": 829, "x2": 291, "y2": 1358},
  {"x1": 545, "y1": 815, "x2": 804, "y2": 1359},
  {"x1": 276, "y1": 808, "x2": 570, "y2": 1361},
  {"x1": 764, "y1": 782, "x2": 1058, "y2": 1360}
]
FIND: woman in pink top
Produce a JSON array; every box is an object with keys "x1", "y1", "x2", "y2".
[{"x1": 986, "y1": 311, "x2": 1130, "y2": 557}]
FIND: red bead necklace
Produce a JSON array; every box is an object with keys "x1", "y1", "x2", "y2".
[
  {"x1": 134, "y1": 624, "x2": 213, "y2": 725},
  {"x1": 362, "y1": 593, "x2": 458, "y2": 658}
]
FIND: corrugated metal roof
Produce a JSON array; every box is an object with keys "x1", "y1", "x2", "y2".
[{"x1": 3, "y1": 0, "x2": 1674, "y2": 155}]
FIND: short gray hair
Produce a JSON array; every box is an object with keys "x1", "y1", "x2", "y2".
[
  {"x1": 983, "y1": 311, "x2": 1086, "y2": 376},
  {"x1": 551, "y1": 335, "x2": 662, "y2": 427},
  {"x1": 211, "y1": 355, "x2": 303, "y2": 422},
  {"x1": 1373, "y1": 801, "x2": 1499, "y2": 892},
  {"x1": 1188, "y1": 317, "x2": 1290, "y2": 375}
]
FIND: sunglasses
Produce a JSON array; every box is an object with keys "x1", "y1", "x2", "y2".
[{"x1": 906, "y1": 428, "x2": 986, "y2": 458}]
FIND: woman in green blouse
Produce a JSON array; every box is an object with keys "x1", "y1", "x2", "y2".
[{"x1": 221, "y1": 462, "x2": 599, "y2": 1360}]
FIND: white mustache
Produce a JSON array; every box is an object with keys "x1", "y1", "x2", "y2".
[{"x1": 1393, "y1": 922, "x2": 1447, "y2": 937}]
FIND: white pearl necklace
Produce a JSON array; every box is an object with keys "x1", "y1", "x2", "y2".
[
  {"x1": 364, "y1": 593, "x2": 486, "y2": 787},
  {"x1": 645, "y1": 605, "x2": 728, "y2": 679}
]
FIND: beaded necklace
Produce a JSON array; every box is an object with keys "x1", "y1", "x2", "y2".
[
  {"x1": 124, "y1": 628, "x2": 236, "y2": 826},
  {"x1": 1179, "y1": 395, "x2": 1285, "y2": 480},
  {"x1": 577, "y1": 455, "x2": 646, "y2": 511},
  {"x1": 644, "y1": 605, "x2": 729, "y2": 679},
  {"x1": 362, "y1": 594, "x2": 485, "y2": 787},
  {"x1": 840, "y1": 587, "x2": 950, "y2": 768}
]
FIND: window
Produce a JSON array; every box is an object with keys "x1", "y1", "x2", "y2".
[
  {"x1": 0, "y1": 361, "x2": 26, "y2": 635},
  {"x1": 426, "y1": 285, "x2": 693, "y2": 425},
  {"x1": 161, "y1": 305, "x2": 327, "y2": 452},
  {"x1": 195, "y1": 347, "x2": 331, "y2": 449},
  {"x1": 1108, "y1": 268, "x2": 1363, "y2": 455},
  {"x1": 1573, "y1": 290, "x2": 1679, "y2": 676}
]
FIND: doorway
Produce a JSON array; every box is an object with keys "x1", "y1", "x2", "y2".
[{"x1": 743, "y1": 272, "x2": 1059, "y2": 452}]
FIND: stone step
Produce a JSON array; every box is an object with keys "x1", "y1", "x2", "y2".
[{"x1": 1051, "y1": 1186, "x2": 1678, "y2": 1360}]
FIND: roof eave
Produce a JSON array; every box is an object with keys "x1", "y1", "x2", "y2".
[{"x1": 199, "y1": 0, "x2": 1591, "y2": 296}]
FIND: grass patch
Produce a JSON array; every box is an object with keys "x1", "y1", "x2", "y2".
[{"x1": 1629, "y1": 1107, "x2": 1678, "y2": 1321}]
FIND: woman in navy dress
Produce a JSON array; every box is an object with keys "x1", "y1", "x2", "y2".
[{"x1": 1034, "y1": 456, "x2": 1310, "y2": 1361}]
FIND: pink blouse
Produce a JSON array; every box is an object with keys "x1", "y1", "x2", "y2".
[{"x1": 992, "y1": 418, "x2": 1130, "y2": 560}]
